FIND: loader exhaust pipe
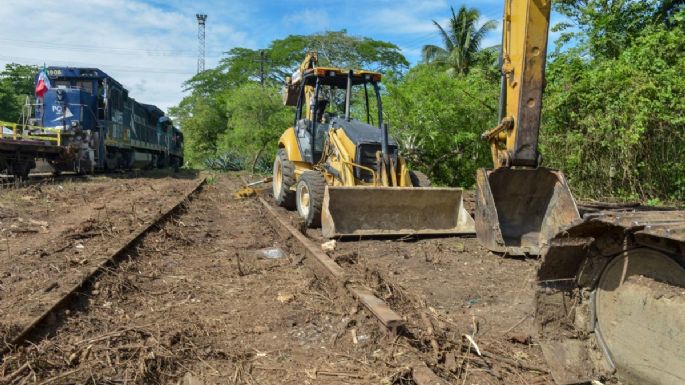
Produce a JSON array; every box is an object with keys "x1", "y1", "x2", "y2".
[
  {"x1": 381, "y1": 123, "x2": 389, "y2": 157},
  {"x1": 379, "y1": 123, "x2": 392, "y2": 186}
]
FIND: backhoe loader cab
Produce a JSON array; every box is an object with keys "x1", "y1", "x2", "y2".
[
  {"x1": 283, "y1": 63, "x2": 391, "y2": 171},
  {"x1": 273, "y1": 52, "x2": 475, "y2": 238}
]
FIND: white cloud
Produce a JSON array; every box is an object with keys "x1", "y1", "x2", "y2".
[
  {"x1": 0, "y1": 0, "x2": 253, "y2": 112},
  {"x1": 282, "y1": 9, "x2": 330, "y2": 31},
  {"x1": 359, "y1": 0, "x2": 450, "y2": 35}
]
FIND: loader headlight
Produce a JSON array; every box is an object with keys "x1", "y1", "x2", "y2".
[{"x1": 71, "y1": 121, "x2": 79, "y2": 128}]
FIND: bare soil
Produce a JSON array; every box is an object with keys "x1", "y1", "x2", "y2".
[
  {"x1": 270, "y1": 186, "x2": 553, "y2": 385},
  {"x1": 0, "y1": 171, "x2": 201, "y2": 346},
  {"x1": 1, "y1": 174, "x2": 417, "y2": 384},
  {"x1": 0, "y1": 173, "x2": 554, "y2": 384}
]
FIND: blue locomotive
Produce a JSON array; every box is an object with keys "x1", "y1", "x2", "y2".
[{"x1": 28, "y1": 66, "x2": 183, "y2": 174}]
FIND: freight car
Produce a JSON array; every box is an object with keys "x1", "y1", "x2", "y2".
[{"x1": 3, "y1": 66, "x2": 183, "y2": 177}]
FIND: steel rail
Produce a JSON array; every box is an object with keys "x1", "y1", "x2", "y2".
[{"x1": 0, "y1": 177, "x2": 206, "y2": 358}]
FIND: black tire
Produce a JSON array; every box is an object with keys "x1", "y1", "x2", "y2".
[
  {"x1": 296, "y1": 171, "x2": 326, "y2": 228},
  {"x1": 409, "y1": 170, "x2": 432, "y2": 187},
  {"x1": 273, "y1": 148, "x2": 296, "y2": 209}
]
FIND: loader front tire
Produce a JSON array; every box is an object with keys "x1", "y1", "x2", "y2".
[
  {"x1": 296, "y1": 171, "x2": 326, "y2": 228},
  {"x1": 273, "y1": 148, "x2": 296, "y2": 209},
  {"x1": 409, "y1": 171, "x2": 432, "y2": 187}
]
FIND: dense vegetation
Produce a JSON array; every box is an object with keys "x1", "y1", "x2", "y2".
[
  {"x1": 1, "y1": 1, "x2": 683, "y2": 201},
  {"x1": 542, "y1": 0, "x2": 685, "y2": 201},
  {"x1": 0, "y1": 64, "x2": 39, "y2": 124},
  {"x1": 168, "y1": 30, "x2": 408, "y2": 171},
  {"x1": 172, "y1": 1, "x2": 685, "y2": 201}
]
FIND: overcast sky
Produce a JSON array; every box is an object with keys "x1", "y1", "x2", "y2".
[{"x1": 0, "y1": 0, "x2": 565, "y2": 113}]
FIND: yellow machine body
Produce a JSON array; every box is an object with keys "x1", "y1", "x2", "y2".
[
  {"x1": 317, "y1": 127, "x2": 473, "y2": 238},
  {"x1": 275, "y1": 52, "x2": 474, "y2": 238}
]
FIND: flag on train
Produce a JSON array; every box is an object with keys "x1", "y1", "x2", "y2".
[{"x1": 35, "y1": 68, "x2": 51, "y2": 98}]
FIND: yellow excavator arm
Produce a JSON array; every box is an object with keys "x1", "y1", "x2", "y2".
[
  {"x1": 475, "y1": 0, "x2": 579, "y2": 256},
  {"x1": 483, "y1": 0, "x2": 551, "y2": 168},
  {"x1": 475, "y1": 2, "x2": 685, "y2": 384}
]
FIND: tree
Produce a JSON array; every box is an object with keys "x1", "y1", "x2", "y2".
[
  {"x1": 173, "y1": 31, "x2": 409, "y2": 167},
  {"x1": 421, "y1": 6, "x2": 498, "y2": 75},
  {"x1": 219, "y1": 84, "x2": 292, "y2": 172},
  {"x1": 383, "y1": 65, "x2": 497, "y2": 187},
  {"x1": 553, "y1": 0, "x2": 684, "y2": 58},
  {"x1": 541, "y1": 11, "x2": 685, "y2": 200},
  {"x1": 168, "y1": 92, "x2": 229, "y2": 166},
  {"x1": 0, "y1": 63, "x2": 39, "y2": 123}
]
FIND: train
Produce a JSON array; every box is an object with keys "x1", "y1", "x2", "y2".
[{"x1": 0, "y1": 66, "x2": 183, "y2": 177}]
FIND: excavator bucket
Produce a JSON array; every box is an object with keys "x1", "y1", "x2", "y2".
[
  {"x1": 321, "y1": 186, "x2": 475, "y2": 238},
  {"x1": 475, "y1": 167, "x2": 580, "y2": 256}
]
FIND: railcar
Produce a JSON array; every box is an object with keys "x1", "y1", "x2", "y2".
[{"x1": 10, "y1": 66, "x2": 184, "y2": 176}]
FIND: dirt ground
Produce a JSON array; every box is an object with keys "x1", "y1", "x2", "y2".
[
  {"x1": 1, "y1": 173, "x2": 415, "y2": 384},
  {"x1": 271, "y1": 187, "x2": 552, "y2": 385},
  {"x1": 0, "y1": 172, "x2": 554, "y2": 384},
  {"x1": 0, "y1": 171, "x2": 201, "y2": 349}
]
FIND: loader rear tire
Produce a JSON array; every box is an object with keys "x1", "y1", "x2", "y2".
[
  {"x1": 273, "y1": 148, "x2": 296, "y2": 209},
  {"x1": 296, "y1": 171, "x2": 326, "y2": 228},
  {"x1": 409, "y1": 171, "x2": 431, "y2": 187}
]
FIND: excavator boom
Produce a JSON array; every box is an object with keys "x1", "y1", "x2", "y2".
[
  {"x1": 476, "y1": 0, "x2": 579, "y2": 256},
  {"x1": 479, "y1": 1, "x2": 685, "y2": 383}
]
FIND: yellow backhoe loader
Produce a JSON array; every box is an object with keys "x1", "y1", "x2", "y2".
[
  {"x1": 480, "y1": 1, "x2": 685, "y2": 384},
  {"x1": 272, "y1": 53, "x2": 474, "y2": 238}
]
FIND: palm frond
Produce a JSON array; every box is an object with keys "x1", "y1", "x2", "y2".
[
  {"x1": 421, "y1": 44, "x2": 448, "y2": 64},
  {"x1": 432, "y1": 20, "x2": 455, "y2": 53}
]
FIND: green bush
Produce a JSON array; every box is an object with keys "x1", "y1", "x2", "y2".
[
  {"x1": 382, "y1": 64, "x2": 497, "y2": 187},
  {"x1": 542, "y1": 20, "x2": 685, "y2": 201}
]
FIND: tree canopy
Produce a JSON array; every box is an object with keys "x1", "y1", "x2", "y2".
[
  {"x1": 542, "y1": 2, "x2": 685, "y2": 201},
  {"x1": 171, "y1": 30, "x2": 409, "y2": 170},
  {"x1": 0, "y1": 64, "x2": 39, "y2": 123},
  {"x1": 421, "y1": 6, "x2": 498, "y2": 75}
]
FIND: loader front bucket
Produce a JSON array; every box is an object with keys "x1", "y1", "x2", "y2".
[
  {"x1": 321, "y1": 186, "x2": 475, "y2": 238},
  {"x1": 475, "y1": 167, "x2": 580, "y2": 256}
]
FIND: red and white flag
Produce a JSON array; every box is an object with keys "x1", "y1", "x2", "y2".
[{"x1": 35, "y1": 69, "x2": 51, "y2": 98}]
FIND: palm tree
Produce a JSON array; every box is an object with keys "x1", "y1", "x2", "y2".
[{"x1": 422, "y1": 5, "x2": 498, "y2": 75}]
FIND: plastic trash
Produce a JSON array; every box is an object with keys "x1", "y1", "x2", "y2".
[{"x1": 258, "y1": 247, "x2": 285, "y2": 259}]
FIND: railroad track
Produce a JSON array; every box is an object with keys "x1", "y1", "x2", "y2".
[
  {"x1": 0, "y1": 177, "x2": 206, "y2": 358},
  {"x1": 256, "y1": 195, "x2": 464, "y2": 384},
  {"x1": 252, "y1": 178, "x2": 552, "y2": 384}
]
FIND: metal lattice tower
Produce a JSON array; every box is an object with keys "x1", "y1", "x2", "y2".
[{"x1": 196, "y1": 14, "x2": 207, "y2": 73}]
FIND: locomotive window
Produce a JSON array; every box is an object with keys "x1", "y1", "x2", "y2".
[
  {"x1": 53, "y1": 80, "x2": 70, "y2": 88},
  {"x1": 75, "y1": 81, "x2": 94, "y2": 94},
  {"x1": 112, "y1": 89, "x2": 123, "y2": 111}
]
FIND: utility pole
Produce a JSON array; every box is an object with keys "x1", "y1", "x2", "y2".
[
  {"x1": 259, "y1": 51, "x2": 265, "y2": 87},
  {"x1": 254, "y1": 50, "x2": 270, "y2": 87},
  {"x1": 196, "y1": 14, "x2": 207, "y2": 73}
]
